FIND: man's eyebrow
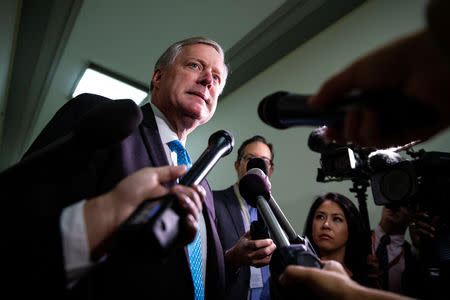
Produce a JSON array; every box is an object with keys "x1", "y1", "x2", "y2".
[{"x1": 185, "y1": 56, "x2": 225, "y2": 76}]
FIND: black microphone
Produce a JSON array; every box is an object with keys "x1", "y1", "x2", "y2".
[
  {"x1": 244, "y1": 158, "x2": 271, "y2": 240},
  {"x1": 241, "y1": 161, "x2": 303, "y2": 244},
  {"x1": 246, "y1": 157, "x2": 269, "y2": 175},
  {"x1": 258, "y1": 90, "x2": 439, "y2": 132},
  {"x1": 119, "y1": 130, "x2": 234, "y2": 253},
  {"x1": 0, "y1": 99, "x2": 142, "y2": 179},
  {"x1": 180, "y1": 130, "x2": 234, "y2": 186},
  {"x1": 239, "y1": 172, "x2": 289, "y2": 247}
]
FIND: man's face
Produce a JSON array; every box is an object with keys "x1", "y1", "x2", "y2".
[
  {"x1": 151, "y1": 43, "x2": 226, "y2": 134},
  {"x1": 380, "y1": 205, "x2": 410, "y2": 234},
  {"x1": 235, "y1": 141, "x2": 273, "y2": 181}
]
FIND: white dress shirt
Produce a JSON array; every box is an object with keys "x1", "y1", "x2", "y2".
[{"x1": 374, "y1": 225, "x2": 406, "y2": 293}]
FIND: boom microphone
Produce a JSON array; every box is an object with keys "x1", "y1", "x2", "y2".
[
  {"x1": 119, "y1": 130, "x2": 235, "y2": 252},
  {"x1": 258, "y1": 90, "x2": 439, "y2": 132}
]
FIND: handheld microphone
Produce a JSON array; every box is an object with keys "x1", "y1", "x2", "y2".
[
  {"x1": 119, "y1": 130, "x2": 234, "y2": 253},
  {"x1": 239, "y1": 172, "x2": 289, "y2": 247},
  {"x1": 246, "y1": 157, "x2": 269, "y2": 175},
  {"x1": 180, "y1": 130, "x2": 234, "y2": 186},
  {"x1": 244, "y1": 158, "x2": 271, "y2": 240},
  {"x1": 238, "y1": 169, "x2": 322, "y2": 300},
  {"x1": 0, "y1": 99, "x2": 143, "y2": 179},
  {"x1": 241, "y1": 159, "x2": 303, "y2": 244},
  {"x1": 258, "y1": 90, "x2": 439, "y2": 132}
]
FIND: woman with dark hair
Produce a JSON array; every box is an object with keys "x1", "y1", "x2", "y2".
[{"x1": 303, "y1": 192, "x2": 369, "y2": 284}]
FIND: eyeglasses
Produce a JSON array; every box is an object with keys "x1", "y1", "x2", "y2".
[{"x1": 241, "y1": 154, "x2": 272, "y2": 166}]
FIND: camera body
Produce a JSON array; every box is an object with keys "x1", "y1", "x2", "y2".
[
  {"x1": 317, "y1": 146, "x2": 450, "y2": 266},
  {"x1": 317, "y1": 146, "x2": 449, "y2": 211}
]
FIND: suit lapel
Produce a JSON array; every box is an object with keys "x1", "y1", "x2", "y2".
[
  {"x1": 202, "y1": 180, "x2": 225, "y2": 298},
  {"x1": 224, "y1": 185, "x2": 246, "y2": 238},
  {"x1": 139, "y1": 104, "x2": 174, "y2": 187}
]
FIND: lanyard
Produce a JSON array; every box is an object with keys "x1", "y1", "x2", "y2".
[{"x1": 233, "y1": 183, "x2": 250, "y2": 227}]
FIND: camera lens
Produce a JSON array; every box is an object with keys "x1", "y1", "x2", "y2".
[{"x1": 380, "y1": 169, "x2": 413, "y2": 201}]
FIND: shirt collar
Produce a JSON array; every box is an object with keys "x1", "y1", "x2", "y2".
[
  {"x1": 150, "y1": 102, "x2": 185, "y2": 146},
  {"x1": 375, "y1": 224, "x2": 405, "y2": 246}
]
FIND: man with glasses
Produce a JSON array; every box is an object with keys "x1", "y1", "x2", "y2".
[{"x1": 213, "y1": 135, "x2": 277, "y2": 300}]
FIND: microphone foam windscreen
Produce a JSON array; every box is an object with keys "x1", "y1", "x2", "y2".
[
  {"x1": 368, "y1": 149, "x2": 405, "y2": 172},
  {"x1": 307, "y1": 126, "x2": 331, "y2": 153},
  {"x1": 75, "y1": 99, "x2": 143, "y2": 148},
  {"x1": 238, "y1": 173, "x2": 271, "y2": 207},
  {"x1": 246, "y1": 157, "x2": 268, "y2": 175}
]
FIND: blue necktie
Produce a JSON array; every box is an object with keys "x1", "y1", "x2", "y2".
[{"x1": 167, "y1": 140, "x2": 204, "y2": 299}]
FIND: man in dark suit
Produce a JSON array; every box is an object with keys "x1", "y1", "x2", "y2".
[
  {"x1": 372, "y1": 205, "x2": 423, "y2": 298},
  {"x1": 11, "y1": 37, "x2": 229, "y2": 299},
  {"x1": 213, "y1": 135, "x2": 277, "y2": 300}
]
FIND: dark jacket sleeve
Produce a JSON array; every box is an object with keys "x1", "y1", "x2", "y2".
[{"x1": 1, "y1": 93, "x2": 110, "y2": 299}]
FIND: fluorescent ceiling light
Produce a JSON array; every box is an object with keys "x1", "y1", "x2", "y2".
[{"x1": 72, "y1": 66, "x2": 148, "y2": 105}]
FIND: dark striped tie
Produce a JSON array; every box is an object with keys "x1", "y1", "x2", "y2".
[{"x1": 376, "y1": 234, "x2": 391, "y2": 290}]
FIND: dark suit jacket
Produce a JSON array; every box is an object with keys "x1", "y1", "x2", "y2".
[
  {"x1": 214, "y1": 185, "x2": 261, "y2": 300},
  {"x1": 3, "y1": 93, "x2": 225, "y2": 299}
]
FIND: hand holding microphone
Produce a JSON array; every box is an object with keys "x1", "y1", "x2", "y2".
[
  {"x1": 258, "y1": 25, "x2": 450, "y2": 149},
  {"x1": 258, "y1": 89, "x2": 441, "y2": 148},
  {"x1": 118, "y1": 130, "x2": 234, "y2": 253},
  {"x1": 239, "y1": 159, "x2": 322, "y2": 299},
  {"x1": 85, "y1": 165, "x2": 204, "y2": 258}
]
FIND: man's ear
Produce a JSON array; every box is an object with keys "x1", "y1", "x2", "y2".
[
  {"x1": 234, "y1": 160, "x2": 240, "y2": 173},
  {"x1": 268, "y1": 165, "x2": 274, "y2": 178},
  {"x1": 151, "y1": 69, "x2": 163, "y2": 89}
]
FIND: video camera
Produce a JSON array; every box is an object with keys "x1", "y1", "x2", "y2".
[
  {"x1": 309, "y1": 126, "x2": 450, "y2": 211},
  {"x1": 309, "y1": 126, "x2": 450, "y2": 289}
]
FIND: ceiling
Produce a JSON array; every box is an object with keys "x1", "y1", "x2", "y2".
[{"x1": 0, "y1": 0, "x2": 366, "y2": 171}]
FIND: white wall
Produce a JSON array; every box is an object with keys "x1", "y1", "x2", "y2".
[{"x1": 188, "y1": 0, "x2": 450, "y2": 234}]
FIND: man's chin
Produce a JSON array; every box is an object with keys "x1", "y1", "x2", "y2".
[{"x1": 180, "y1": 113, "x2": 209, "y2": 129}]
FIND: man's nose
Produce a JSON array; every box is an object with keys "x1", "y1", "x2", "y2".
[{"x1": 199, "y1": 70, "x2": 213, "y2": 89}]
